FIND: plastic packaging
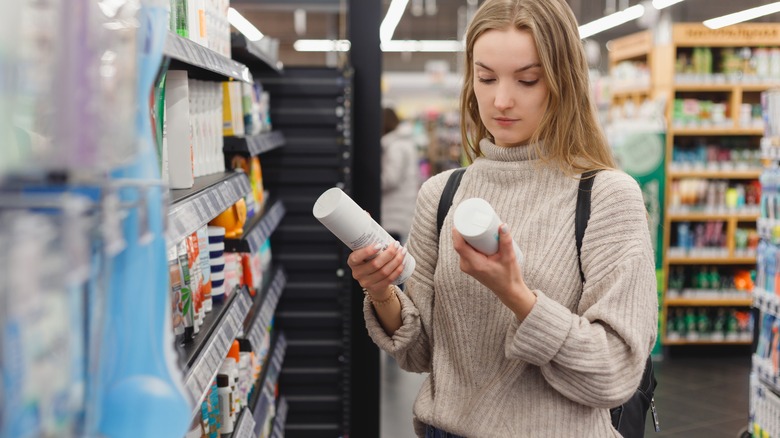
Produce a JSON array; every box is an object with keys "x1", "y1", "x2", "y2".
[
  {"x1": 453, "y1": 198, "x2": 524, "y2": 265},
  {"x1": 313, "y1": 188, "x2": 416, "y2": 285}
]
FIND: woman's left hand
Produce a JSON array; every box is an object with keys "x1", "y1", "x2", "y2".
[{"x1": 452, "y1": 224, "x2": 537, "y2": 320}]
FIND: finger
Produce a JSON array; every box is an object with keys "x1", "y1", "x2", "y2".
[
  {"x1": 451, "y1": 227, "x2": 467, "y2": 253},
  {"x1": 497, "y1": 223, "x2": 517, "y2": 263},
  {"x1": 363, "y1": 245, "x2": 407, "y2": 288},
  {"x1": 348, "y1": 243, "x2": 385, "y2": 268}
]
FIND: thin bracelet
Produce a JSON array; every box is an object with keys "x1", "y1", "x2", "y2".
[{"x1": 364, "y1": 287, "x2": 397, "y2": 307}]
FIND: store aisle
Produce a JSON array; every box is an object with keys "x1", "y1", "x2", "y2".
[
  {"x1": 646, "y1": 356, "x2": 750, "y2": 438},
  {"x1": 381, "y1": 352, "x2": 427, "y2": 438},
  {"x1": 380, "y1": 353, "x2": 751, "y2": 438}
]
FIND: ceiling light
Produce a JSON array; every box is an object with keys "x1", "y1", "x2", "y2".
[
  {"x1": 578, "y1": 4, "x2": 645, "y2": 39},
  {"x1": 381, "y1": 40, "x2": 463, "y2": 52},
  {"x1": 293, "y1": 39, "x2": 351, "y2": 52},
  {"x1": 380, "y1": 0, "x2": 410, "y2": 43},
  {"x1": 652, "y1": 0, "x2": 685, "y2": 10},
  {"x1": 228, "y1": 8, "x2": 264, "y2": 41},
  {"x1": 703, "y1": 2, "x2": 780, "y2": 29}
]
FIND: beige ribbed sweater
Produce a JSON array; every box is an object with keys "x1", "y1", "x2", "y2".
[{"x1": 364, "y1": 139, "x2": 658, "y2": 437}]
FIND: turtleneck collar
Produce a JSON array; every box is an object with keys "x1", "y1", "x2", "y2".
[{"x1": 478, "y1": 138, "x2": 539, "y2": 162}]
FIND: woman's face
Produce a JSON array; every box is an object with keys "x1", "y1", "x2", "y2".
[{"x1": 473, "y1": 27, "x2": 549, "y2": 148}]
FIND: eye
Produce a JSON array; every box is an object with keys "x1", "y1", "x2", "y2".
[
  {"x1": 477, "y1": 77, "x2": 495, "y2": 84},
  {"x1": 519, "y1": 79, "x2": 539, "y2": 86}
]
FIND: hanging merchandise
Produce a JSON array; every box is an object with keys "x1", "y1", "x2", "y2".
[
  {"x1": 96, "y1": 0, "x2": 190, "y2": 436},
  {"x1": 0, "y1": 196, "x2": 94, "y2": 438}
]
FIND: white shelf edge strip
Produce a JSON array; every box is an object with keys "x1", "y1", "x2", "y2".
[
  {"x1": 184, "y1": 289, "x2": 253, "y2": 416},
  {"x1": 234, "y1": 407, "x2": 258, "y2": 438},
  {"x1": 754, "y1": 288, "x2": 780, "y2": 319},
  {"x1": 248, "y1": 269, "x2": 287, "y2": 352},
  {"x1": 165, "y1": 32, "x2": 252, "y2": 83},
  {"x1": 247, "y1": 201, "x2": 286, "y2": 253},
  {"x1": 167, "y1": 173, "x2": 251, "y2": 244}
]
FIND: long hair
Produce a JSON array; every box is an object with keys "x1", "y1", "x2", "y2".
[{"x1": 459, "y1": 0, "x2": 616, "y2": 175}]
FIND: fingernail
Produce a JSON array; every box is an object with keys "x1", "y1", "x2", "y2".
[
  {"x1": 402, "y1": 247, "x2": 408, "y2": 255},
  {"x1": 394, "y1": 241, "x2": 401, "y2": 248},
  {"x1": 374, "y1": 243, "x2": 384, "y2": 251},
  {"x1": 500, "y1": 224, "x2": 509, "y2": 234}
]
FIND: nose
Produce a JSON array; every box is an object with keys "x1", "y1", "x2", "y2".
[{"x1": 494, "y1": 82, "x2": 514, "y2": 111}]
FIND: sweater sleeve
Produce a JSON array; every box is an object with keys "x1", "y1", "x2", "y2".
[
  {"x1": 363, "y1": 170, "x2": 453, "y2": 373},
  {"x1": 504, "y1": 171, "x2": 658, "y2": 408}
]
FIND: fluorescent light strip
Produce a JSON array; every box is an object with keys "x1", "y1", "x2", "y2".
[
  {"x1": 704, "y1": 2, "x2": 780, "y2": 29},
  {"x1": 380, "y1": 0, "x2": 410, "y2": 43},
  {"x1": 652, "y1": 0, "x2": 685, "y2": 10},
  {"x1": 293, "y1": 39, "x2": 351, "y2": 52},
  {"x1": 228, "y1": 8, "x2": 264, "y2": 41},
  {"x1": 578, "y1": 4, "x2": 645, "y2": 39},
  {"x1": 381, "y1": 40, "x2": 462, "y2": 52},
  {"x1": 292, "y1": 39, "x2": 462, "y2": 53}
]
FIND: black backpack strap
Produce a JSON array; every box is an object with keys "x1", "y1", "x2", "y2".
[
  {"x1": 576, "y1": 170, "x2": 600, "y2": 284},
  {"x1": 437, "y1": 168, "x2": 467, "y2": 239}
]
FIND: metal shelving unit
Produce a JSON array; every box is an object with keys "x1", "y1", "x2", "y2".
[
  {"x1": 164, "y1": 31, "x2": 251, "y2": 83},
  {"x1": 167, "y1": 171, "x2": 252, "y2": 244},
  {"x1": 224, "y1": 198, "x2": 286, "y2": 254},
  {"x1": 224, "y1": 131, "x2": 287, "y2": 157}
]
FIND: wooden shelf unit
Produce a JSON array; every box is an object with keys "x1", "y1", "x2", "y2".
[
  {"x1": 668, "y1": 212, "x2": 759, "y2": 222},
  {"x1": 669, "y1": 170, "x2": 762, "y2": 179},
  {"x1": 665, "y1": 298, "x2": 753, "y2": 307},
  {"x1": 608, "y1": 23, "x2": 780, "y2": 349}
]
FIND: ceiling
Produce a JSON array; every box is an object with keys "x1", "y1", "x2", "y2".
[{"x1": 231, "y1": 0, "x2": 779, "y2": 72}]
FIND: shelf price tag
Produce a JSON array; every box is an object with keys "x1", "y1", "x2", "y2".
[{"x1": 234, "y1": 408, "x2": 257, "y2": 438}]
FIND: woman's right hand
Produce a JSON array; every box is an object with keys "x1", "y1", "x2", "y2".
[{"x1": 347, "y1": 241, "x2": 407, "y2": 297}]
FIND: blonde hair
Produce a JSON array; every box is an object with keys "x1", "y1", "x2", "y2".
[{"x1": 459, "y1": 0, "x2": 616, "y2": 176}]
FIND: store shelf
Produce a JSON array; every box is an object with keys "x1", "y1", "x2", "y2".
[
  {"x1": 665, "y1": 297, "x2": 753, "y2": 307},
  {"x1": 754, "y1": 288, "x2": 780, "y2": 319},
  {"x1": 167, "y1": 171, "x2": 252, "y2": 245},
  {"x1": 668, "y1": 212, "x2": 760, "y2": 221},
  {"x1": 225, "y1": 198, "x2": 286, "y2": 253},
  {"x1": 674, "y1": 83, "x2": 780, "y2": 92},
  {"x1": 244, "y1": 265, "x2": 287, "y2": 340},
  {"x1": 269, "y1": 396, "x2": 289, "y2": 438},
  {"x1": 229, "y1": 407, "x2": 257, "y2": 438},
  {"x1": 669, "y1": 170, "x2": 762, "y2": 179},
  {"x1": 181, "y1": 286, "x2": 253, "y2": 419},
  {"x1": 246, "y1": 267, "x2": 286, "y2": 353},
  {"x1": 224, "y1": 131, "x2": 286, "y2": 156},
  {"x1": 663, "y1": 338, "x2": 752, "y2": 346},
  {"x1": 231, "y1": 33, "x2": 283, "y2": 74},
  {"x1": 667, "y1": 256, "x2": 757, "y2": 265},
  {"x1": 611, "y1": 87, "x2": 651, "y2": 99},
  {"x1": 670, "y1": 127, "x2": 764, "y2": 136},
  {"x1": 754, "y1": 355, "x2": 780, "y2": 397},
  {"x1": 164, "y1": 31, "x2": 251, "y2": 83},
  {"x1": 251, "y1": 333, "x2": 288, "y2": 436}
]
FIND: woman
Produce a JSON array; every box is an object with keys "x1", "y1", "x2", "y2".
[{"x1": 349, "y1": 0, "x2": 657, "y2": 436}]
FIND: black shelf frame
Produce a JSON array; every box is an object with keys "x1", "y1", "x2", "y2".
[
  {"x1": 225, "y1": 198, "x2": 286, "y2": 253},
  {"x1": 164, "y1": 31, "x2": 251, "y2": 83},
  {"x1": 224, "y1": 131, "x2": 286, "y2": 157},
  {"x1": 180, "y1": 286, "x2": 253, "y2": 420},
  {"x1": 167, "y1": 171, "x2": 251, "y2": 245},
  {"x1": 269, "y1": 396, "x2": 289, "y2": 438}
]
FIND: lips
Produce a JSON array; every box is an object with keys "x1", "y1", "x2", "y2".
[{"x1": 494, "y1": 117, "x2": 519, "y2": 126}]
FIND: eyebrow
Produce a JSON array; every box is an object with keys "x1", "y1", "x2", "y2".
[{"x1": 474, "y1": 61, "x2": 541, "y2": 73}]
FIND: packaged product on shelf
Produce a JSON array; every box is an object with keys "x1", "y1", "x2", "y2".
[
  {"x1": 216, "y1": 374, "x2": 234, "y2": 434},
  {"x1": 186, "y1": 233, "x2": 203, "y2": 334},
  {"x1": 169, "y1": 245, "x2": 185, "y2": 336},
  {"x1": 197, "y1": 227, "x2": 213, "y2": 312},
  {"x1": 210, "y1": 198, "x2": 247, "y2": 238},
  {"x1": 224, "y1": 252, "x2": 242, "y2": 293},
  {"x1": 165, "y1": 70, "x2": 195, "y2": 189},
  {"x1": 260, "y1": 239, "x2": 273, "y2": 276},
  {"x1": 223, "y1": 81, "x2": 246, "y2": 137},
  {"x1": 177, "y1": 240, "x2": 195, "y2": 343},
  {"x1": 208, "y1": 226, "x2": 226, "y2": 303},
  {"x1": 242, "y1": 251, "x2": 263, "y2": 295},
  {"x1": 170, "y1": 0, "x2": 189, "y2": 38}
]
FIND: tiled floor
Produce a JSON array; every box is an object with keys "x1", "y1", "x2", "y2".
[{"x1": 380, "y1": 352, "x2": 752, "y2": 438}]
